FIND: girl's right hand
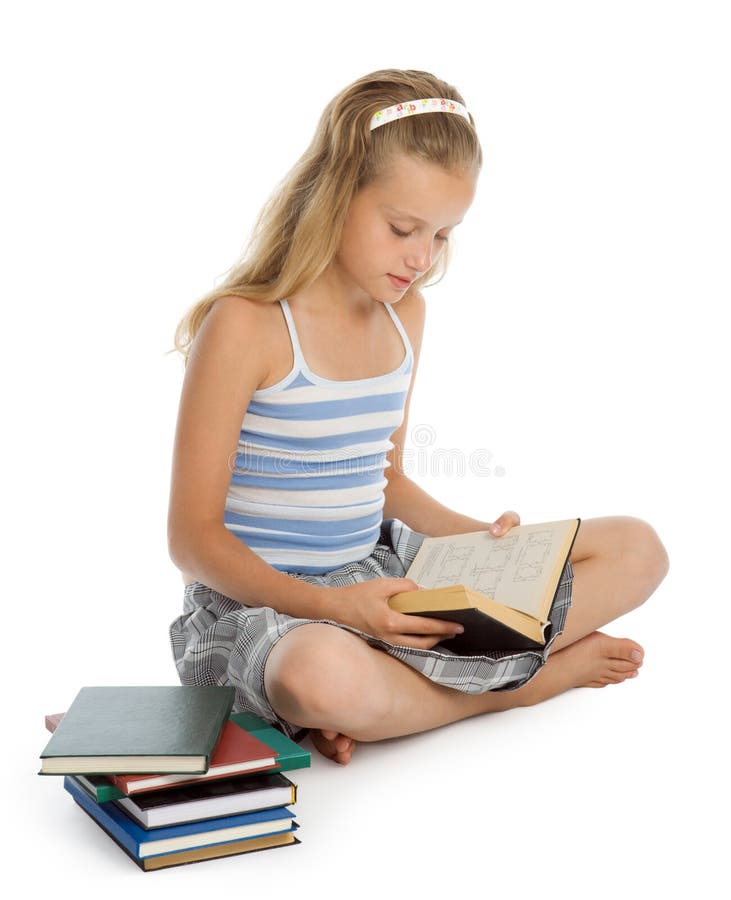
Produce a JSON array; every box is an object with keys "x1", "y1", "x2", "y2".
[{"x1": 322, "y1": 578, "x2": 464, "y2": 650}]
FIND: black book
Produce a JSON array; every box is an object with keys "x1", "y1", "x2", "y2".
[{"x1": 115, "y1": 772, "x2": 298, "y2": 829}]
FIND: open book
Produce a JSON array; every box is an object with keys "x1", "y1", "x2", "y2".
[{"x1": 388, "y1": 518, "x2": 580, "y2": 653}]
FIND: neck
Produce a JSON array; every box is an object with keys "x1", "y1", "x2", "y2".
[{"x1": 289, "y1": 265, "x2": 377, "y2": 318}]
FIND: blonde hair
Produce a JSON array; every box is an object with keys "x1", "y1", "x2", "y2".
[{"x1": 171, "y1": 68, "x2": 483, "y2": 360}]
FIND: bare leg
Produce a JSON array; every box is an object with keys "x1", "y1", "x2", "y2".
[
  {"x1": 268, "y1": 626, "x2": 643, "y2": 755},
  {"x1": 265, "y1": 516, "x2": 669, "y2": 764},
  {"x1": 548, "y1": 516, "x2": 669, "y2": 653}
]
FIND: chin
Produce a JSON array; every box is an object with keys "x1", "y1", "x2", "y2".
[{"x1": 366, "y1": 285, "x2": 393, "y2": 304}]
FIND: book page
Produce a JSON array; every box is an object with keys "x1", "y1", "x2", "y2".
[{"x1": 406, "y1": 519, "x2": 577, "y2": 619}]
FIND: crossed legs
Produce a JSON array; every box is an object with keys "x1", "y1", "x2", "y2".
[{"x1": 263, "y1": 516, "x2": 669, "y2": 763}]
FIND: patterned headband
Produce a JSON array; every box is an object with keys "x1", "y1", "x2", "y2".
[{"x1": 369, "y1": 97, "x2": 471, "y2": 131}]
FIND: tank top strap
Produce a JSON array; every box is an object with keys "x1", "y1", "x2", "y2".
[
  {"x1": 280, "y1": 297, "x2": 413, "y2": 374},
  {"x1": 384, "y1": 301, "x2": 414, "y2": 363},
  {"x1": 278, "y1": 299, "x2": 307, "y2": 371}
]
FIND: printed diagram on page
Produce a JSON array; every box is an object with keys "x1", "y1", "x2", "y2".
[{"x1": 418, "y1": 530, "x2": 556, "y2": 594}]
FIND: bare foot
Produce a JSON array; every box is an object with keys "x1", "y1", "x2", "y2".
[
  {"x1": 310, "y1": 729, "x2": 356, "y2": 765},
  {"x1": 522, "y1": 630, "x2": 644, "y2": 707},
  {"x1": 570, "y1": 630, "x2": 644, "y2": 687}
]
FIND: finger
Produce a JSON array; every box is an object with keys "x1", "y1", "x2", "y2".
[
  {"x1": 397, "y1": 613, "x2": 464, "y2": 637},
  {"x1": 489, "y1": 510, "x2": 521, "y2": 536},
  {"x1": 384, "y1": 577, "x2": 420, "y2": 595},
  {"x1": 397, "y1": 635, "x2": 451, "y2": 651},
  {"x1": 391, "y1": 627, "x2": 459, "y2": 648}
]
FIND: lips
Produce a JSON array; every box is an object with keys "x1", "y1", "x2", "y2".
[{"x1": 389, "y1": 273, "x2": 412, "y2": 287}]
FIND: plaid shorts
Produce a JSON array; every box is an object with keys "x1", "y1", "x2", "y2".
[{"x1": 169, "y1": 517, "x2": 574, "y2": 742}]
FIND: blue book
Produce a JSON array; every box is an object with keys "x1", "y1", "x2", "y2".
[{"x1": 64, "y1": 775, "x2": 297, "y2": 860}]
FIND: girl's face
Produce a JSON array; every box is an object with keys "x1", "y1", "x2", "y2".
[{"x1": 334, "y1": 152, "x2": 478, "y2": 304}]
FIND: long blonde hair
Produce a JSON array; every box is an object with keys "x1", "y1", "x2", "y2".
[{"x1": 172, "y1": 68, "x2": 483, "y2": 360}]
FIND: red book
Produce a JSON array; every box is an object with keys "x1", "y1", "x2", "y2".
[
  {"x1": 45, "y1": 715, "x2": 280, "y2": 795},
  {"x1": 45, "y1": 712, "x2": 65, "y2": 732}
]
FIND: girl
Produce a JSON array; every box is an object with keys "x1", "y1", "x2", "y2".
[{"x1": 168, "y1": 69, "x2": 669, "y2": 766}]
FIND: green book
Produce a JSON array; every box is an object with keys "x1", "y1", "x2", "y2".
[
  {"x1": 39, "y1": 686, "x2": 235, "y2": 775},
  {"x1": 45, "y1": 710, "x2": 310, "y2": 801},
  {"x1": 229, "y1": 712, "x2": 311, "y2": 773},
  {"x1": 70, "y1": 773, "x2": 126, "y2": 803}
]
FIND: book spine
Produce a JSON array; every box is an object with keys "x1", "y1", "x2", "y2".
[
  {"x1": 64, "y1": 776, "x2": 141, "y2": 856},
  {"x1": 202, "y1": 692, "x2": 237, "y2": 769}
]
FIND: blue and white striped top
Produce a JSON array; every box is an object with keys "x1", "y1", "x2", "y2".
[{"x1": 224, "y1": 298, "x2": 414, "y2": 574}]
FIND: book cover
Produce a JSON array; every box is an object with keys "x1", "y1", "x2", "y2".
[
  {"x1": 45, "y1": 710, "x2": 310, "y2": 801},
  {"x1": 64, "y1": 776, "x2": 297, "y2": 859},
  {"x1": 389, "y1": 518, "x2": 580, "y2": 653},
  {"x1": 229, "y1": 712, "x2": 311, "y2": 773},
  {"x1": 71, "y1": 773, "x2": 126, "y2": 804},
  {"x1": 109, "y1": 718, "x2": 279, "y2": 794},
  {"x1": 40, "y1": 686, "x2": 234, "y2": 775},
  {"x1": 115, "y1": 771, "x2": 297, "y2": 829}
]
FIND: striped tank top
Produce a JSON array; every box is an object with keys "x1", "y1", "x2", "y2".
[{"x1": 224, "y1": 298, "x2": 414, "y2": 574}]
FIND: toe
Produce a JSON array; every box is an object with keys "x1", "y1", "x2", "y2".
[
  {"x1": 623, "y1": 641, "x2": 644, "y2": 664},
  {"x1": 334, "y1": 745, "x2": 353, "y2": 765},
  {"x1": 610, "y1": 659, "x2": 640, "y2": 673},
  {"x1": 610, "y1": 668, "x2": 638, "y2": 683},
  {"x1": 313, "y1": 730, "x2": 356, "y2": 765},
  {"x1": 604, "y1": 636, "x2": 645, "y2": 665}
]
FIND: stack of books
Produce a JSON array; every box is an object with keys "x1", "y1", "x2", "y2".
[{"x1": 39, "y1": 686, "x2": 310, "y2": 871}]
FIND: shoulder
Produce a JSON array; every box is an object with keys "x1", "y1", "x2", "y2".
[
  {"x1": 203, "y1": 293, "x2": 274, "y2": 335},
  {"x1": 187, "y1": 294, "x2": 280, "y2": 389}
]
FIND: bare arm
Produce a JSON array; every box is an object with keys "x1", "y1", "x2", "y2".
[
  {"x1": 166, "y1": 296, "x2": 334, "y2": 619},
  {"x1": 383, "y1": 472, "x2": 493, "y2": 536}
]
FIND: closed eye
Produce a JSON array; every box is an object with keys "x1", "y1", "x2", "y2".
[{"x1": 391, "y1": 225, "x2": 449, "y2": 242}]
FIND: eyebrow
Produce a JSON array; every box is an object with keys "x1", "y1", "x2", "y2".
[{"x1": 384, "y1": 205, "x2": 464, "y2": 228}]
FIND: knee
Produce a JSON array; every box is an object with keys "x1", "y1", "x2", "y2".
[
  {"x1": 264, "y1": 624, "x2": 391, "y2": 724},
  {"x1": 617, "y1": 516, "x2": 670, "y2": 595}
]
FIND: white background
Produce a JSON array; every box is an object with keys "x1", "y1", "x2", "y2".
[{"x1": 3, "y1": 1, "x2": 728, "y2": 896}]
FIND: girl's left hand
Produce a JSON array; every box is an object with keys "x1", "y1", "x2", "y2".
[{"x1": 488, "y1": 510, "x2": 520, "y2": 536}]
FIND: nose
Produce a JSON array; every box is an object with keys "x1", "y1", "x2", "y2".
[{"x1": 405, "y1": 237, "x2": 439, "y2": 274}]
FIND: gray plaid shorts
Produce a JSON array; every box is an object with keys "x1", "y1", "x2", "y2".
[{"x1": 169, "y1": 518, "x2": 574, "y2": 742}]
